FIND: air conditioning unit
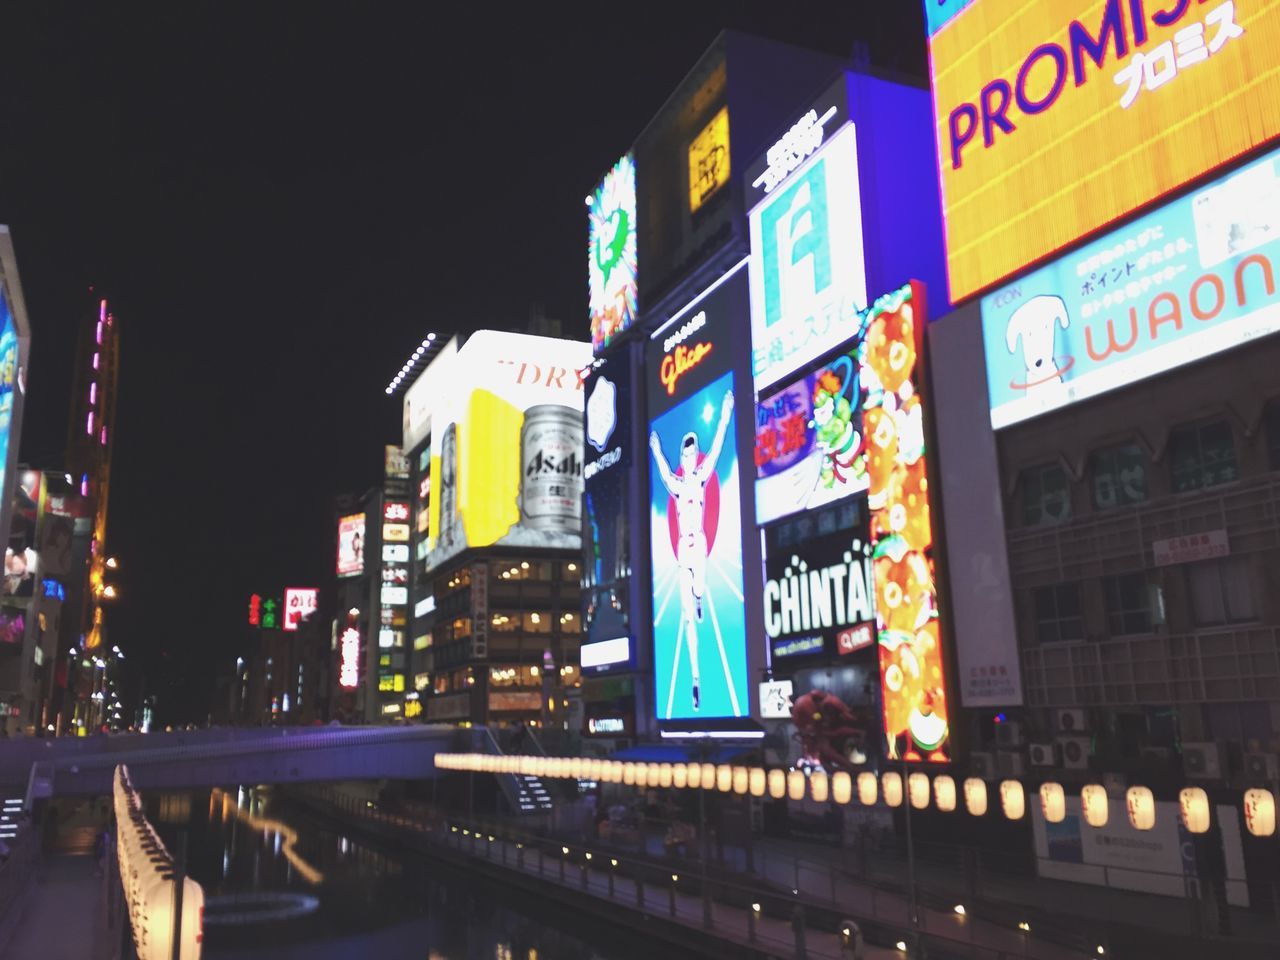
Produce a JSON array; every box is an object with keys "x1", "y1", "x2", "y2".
[
  {"x1": 1244, "y1": 753, "x2": 1280, "y2": 781},
  {"x1": 995, "y1": 721, "x2": 1023, "y2": 748},
  {"x1": 1182, "y1": 742, "x2": 1224, "y2": 780},
  {"x1": 1055, "y1": 709, "x2": 1087, "y2": 734},
  {"x1": 1057, "y1": 736, "x2": 1092, "y2": 770},
  {"x1": 971, "y1": 751, "x2": 996, "y2": 779},
  {"x1": 1029, "y1": 742, "x2": 1060, "y2": 767},
  {"x1": 998, "y1": 750, "x2": 1027, "y2": 777}
]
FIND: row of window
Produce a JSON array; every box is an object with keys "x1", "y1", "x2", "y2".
[
  {"x1": 1022, "y1": 407, "x2": 1280, "y2": 527},
  {"x1": 1032, "y1": 557, "x2": 1256, "y2": 643}
]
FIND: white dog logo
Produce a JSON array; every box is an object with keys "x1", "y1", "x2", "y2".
[{"x1": 1006, "y1": 294, "x2": 1072, "y2": 389}]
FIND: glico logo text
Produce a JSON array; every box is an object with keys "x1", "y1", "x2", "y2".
[{"x1": 946, "y1": 0, "x2": 1227, "y2": 170}]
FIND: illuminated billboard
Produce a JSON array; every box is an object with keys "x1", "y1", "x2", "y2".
[
  {"x1": 589, "y1": 154, "x2": 639, "y2": 354},
  {"x1": 338, "y1": 626, "x2": 360, "y2": 689},
  {"x1": 647, "y1": 267, "x2": 750, "y2": 722},
  {"x1": 425, "y1": 331, "x2": 592, "y2": 571},
  {"x1": 688, "y1": 107, "x2": 730, "y2": 213},
  {"x1": 929, "y1": 0, "x2": 1280, "y2": 302},
  {"x1": 981, "y1": 142, "x2": 1280, "y2": 429},
  {"x1": 336, "y1": 513, "x2": 365, "y2": 577},
  {"x1": 283, "y1": 587, "x2": 318, "y2": 632},
  {"x1": 0, "y1": 294, "x2": 14, "y2": 517},
  {"x1": 747, "y1": 79, "x2": 867, "y2": 391},
  {"x1": 583, "y1": 351, "x2": 631, "y2": 649},
  {"x1": 403, "y1": 336, "x2": 459, "y2": 454}
]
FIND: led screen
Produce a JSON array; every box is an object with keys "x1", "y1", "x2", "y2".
[
  {"x1": 646, "y1": 267, "x2": 751, "y2": 723},
  {"x1": 0, "y1": 292, "x2": 15, "y2": 513},
  {"x1": 981, "y1": 142, "x2": 1280, "y2": 429},
  {"x1": 583, "y1": 352, "x2": 631, "y2": 649},
  {"x1": 589, "y1": 154, "x2": 639, "y2": 354},
  {"x1": 425, "y1": 331, "x2": 592, "y2": 573},
  {"x1": 336, "y1": 513, "x2": 366, "y2": 577},
  {"x1": 928, "y1": 0, "x2": 1280, "y2": 302},
  {"x1": 748, "y1": 119, "x2": 866, "y2": 391}
]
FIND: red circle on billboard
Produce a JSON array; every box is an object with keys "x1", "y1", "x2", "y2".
[{"x1": 666, "y1": 454, "x2": 720, "y2": 556}]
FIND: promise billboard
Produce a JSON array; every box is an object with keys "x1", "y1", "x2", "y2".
[{"x1": 929, "y1": 0, "x2": 1280, "y2": 301}]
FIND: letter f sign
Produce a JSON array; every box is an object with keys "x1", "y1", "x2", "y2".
[{"x1": 760, "y1": 160, "x2": 832, "y2": 329}]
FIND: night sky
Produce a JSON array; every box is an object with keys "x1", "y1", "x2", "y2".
[{"x1": 0, "y1": 2, "x2": 926, "y2": 722}]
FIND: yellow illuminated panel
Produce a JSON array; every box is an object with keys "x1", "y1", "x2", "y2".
[
  {"x1": 931, "y1": 0, "x2": 1280, "y2": 301},
  {"x1": 688, "y1": 106, "x2": 730, "y2": 212}
]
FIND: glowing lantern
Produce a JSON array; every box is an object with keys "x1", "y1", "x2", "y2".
[
  {"x1": 659, "y1": 763, "x2": 673, "y2": 789},
  {"x1": 832, "y1": 771, "x2": 852, "y2": 805},
  {"x1": 1179, "y1": 787, "x2": 1211, "y2": 834},
  {"x1": 882, "y1": 772, "x2": 903, "y2": 808},
  {"x1": 787, "y1": 769, "x2": 806, "y2": 801},
  {"x1": 749, "y1": 767, "x2": 766, "y2": 798},
  {"x1": 963, "y1": 778, "x2": 987, "y2": 816},
  {"x1": 623, "y1": 762, "x2": 636, "y2": 786},
  {"x1": 1126, "y1": 786, "x2": 1155, "y2": 830},
  {"x1": 1081, "y1": 785, "x2": 1108, "y2": 828},
  {"x1": 732, "y1": 766, "x2": 749, "y2": 795},
  {"x1": 857, "y1": 772, "x2": 878, "y2": 806},
  {"x1": 701, "y1": 763, "x2": 716, "y2": 789},
  {"x1": 647, "y1": 763, "x2": 661, "y2": 786},
  {"x1": 934, "y1": 775, "x2": 957, "y2": 813},
  {"x1": 673, "y1": 764, "x2": 688, "y2": 789},
  {"x1": 1040, "y1": 783, "x2": 1066, "y2": 823},
  {"x1": 634, "y1": 763, "x2": 649, "y2": 788},
  {"x1": 768, "y1": 769, "x2": 786, "y2": 799},
  {"x1": 716, "y1": 765, "x2": 733, "y2": 793},
  {"x1": 1000, "y1": 780, "x2": 1025, "y2": 820},
  {"x1": 908, "y1": 773, "x2": 930, "y2": 810},
  {"x1": 810, "y1": 770, "x2": 829, "y2": 803},
  {"x1": 686, "y1": 763, "x2": 702, "y2": 789},
  {"x1": 1244, "y1": 789, "x2": 1277, "y2": 838},
  {"x1": 569, "y1": 758, "x2": 583, "y2": 779}
]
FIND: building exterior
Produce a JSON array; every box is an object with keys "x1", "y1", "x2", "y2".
[{"x1": 401, "y1": 330, "x2": 590, "y2": 734}]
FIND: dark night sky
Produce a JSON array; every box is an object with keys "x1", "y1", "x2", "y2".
[{"x1": 0, "y1": 2, "x2": 926, "y2": 722}]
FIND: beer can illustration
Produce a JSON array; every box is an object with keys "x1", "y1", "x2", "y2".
[{"x1": 519, "y1": 404, "x2": 583, "y2": 533}]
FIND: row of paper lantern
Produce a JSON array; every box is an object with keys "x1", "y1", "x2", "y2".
[{"x1": 434, "y1": 753, "x2": 1278, "y2": 839}]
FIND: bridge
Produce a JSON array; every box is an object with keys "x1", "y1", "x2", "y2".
[{"x1": 0, "y1": 725, "x2": 465, "y2": 797}]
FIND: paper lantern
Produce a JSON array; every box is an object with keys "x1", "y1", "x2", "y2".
[
  {"x1": 1179, "y1": 787, "x2": 1211, "y2": 834},
  {"x1": 647, "y1": 763, "x2": 661, "y2": 786},
  {"x1": 768, "y1": 769, "x2": 786, "y2": 799},
  {"x1": 570, "y1": 758, "x2": 583, "y2": 779},
  {"x1": 716, "y1": 764, "x2": 733, "y2": 793},
  {"x1": 659, "y1": 763, "x2": 673, "y2": 789},
  {"x1": 908, "y1": 773, "x2": 930, "y2": 810},
  {"x1": 882, "y1": 772, "x2": 903, "y2": 808},
  {"x1": 963, "y1": 778, "x2": 987, "y2": 816},
  {"x1": 686, "y1": 762, "x2": 702, "y2": 789},
  {"x1": 1244, "y1": 788, "x2": 1277, "y2": 838},
  {"x1": 672, "y1": 763, "x2": 688, "y2": 789},
  {"x1": 701, "y1": 763, "x2": 716, "y2": 789},
  {"x1": 1000, "y1": 780, "x2": 1025, "y2": 820},
  {"x1": 934, "y1": 775, "x2": 957, "y2": 813},
  {"x1": 749, "y1": 767, "x2": 767, "y2": 797},
  {"x1": 1040, "y1": 783, "x2": 1066, "y2": 823},
  {"x1": 1081, "y1": 785, "x2": 1108, "y2": 828},
  {"x1": 732, "y1": 766, "x2": 749, "y2": 795},
  {"x1": 1126, "y1": 786, "x2": 1155, "y2": 830},
  {"x1": 832, "y1": 771, "x2": 852, "y2": 805},
  {"x1": 787, "y1": 769, "x2": 806, "y2": 801},
  {"x1": 623, "y1": 762, "x2": 636, "y2": 786},
  {"x1": 810, "y1": 770, "x2": 829, "y2": 803},
  {"x1": 857, "y1": 772, "x2": 878, "y2": 806},
  {"x1": 635, "y1": 763, "x2": 650, "y2": 788}
]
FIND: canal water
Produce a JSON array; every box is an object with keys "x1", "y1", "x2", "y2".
[{"x1": 146, "y1": 786, "x2": 682, "y2": 960}]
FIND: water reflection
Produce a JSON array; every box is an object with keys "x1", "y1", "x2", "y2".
[{"x1": 148, "y1": 787, "x2": 657, "y2": 960}]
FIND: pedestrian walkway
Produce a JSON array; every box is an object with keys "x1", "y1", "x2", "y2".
[{"x1": 3, "y1": 854, "x2": 114, "y2": 960}]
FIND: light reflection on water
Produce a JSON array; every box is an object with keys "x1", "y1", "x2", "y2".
[{"x1": 148, "y1": 787, "x2": 648, "y2": 960}]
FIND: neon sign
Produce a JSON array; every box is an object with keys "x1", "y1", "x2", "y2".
[{"x1": 339, "y1": 627, "x2": 360, "y2": 689}]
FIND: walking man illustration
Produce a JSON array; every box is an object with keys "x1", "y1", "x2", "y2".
[{"x1": 649, "y1": 389, "x2": 734, "y2": 711}]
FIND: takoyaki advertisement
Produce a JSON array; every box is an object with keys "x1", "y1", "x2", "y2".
[
  {"x1": 762, "y1": 500, "x2": 875, "y2": 662},
  {"x1": 424, "y1": 331, "x2": 593, "y2": 574},
  {"x1": 754, "y1": 341, "x2": 869, "y2": 526},
  {"x1": 764, "y1": 663, "x2": 877, "y2": 772},
  {"x1": 860, "y1": 284, "x2": 950, "y2": 763},
  {"x1": 647, "y1": 267, "x2": 751, "y2": 723}
]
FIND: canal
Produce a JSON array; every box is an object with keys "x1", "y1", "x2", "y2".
[{"x1": 145, "y1": 785, "x2": 685, "y2": 960}]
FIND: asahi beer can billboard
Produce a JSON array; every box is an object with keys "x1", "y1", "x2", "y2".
[{"x1": 423, "y1": 331, "x2": 592, "y2": 573}]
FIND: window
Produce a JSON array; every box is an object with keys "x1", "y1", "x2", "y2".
[
  {"x1": 1032, "y1": 584, "x2": 1084, "y2": 643},
  {"x1": 1021, "y1": 463, "x2": 1071, "y2": 527},
  {"x1": 1103, "y1": 573, "x2": 1152, "y2": 636},
  {"x1": 1266, "y1": 401, "x2": 1280, "y2": 471},
  {"x1": 1188, "y1": 558, "x2": 1256, "y2": 626},
  {"x1": 1091, "y1": 443, "x2": 1148, "y2": 510},
  {"x1": 1168, "y1": 420, "x2": 1239, "y2": 493}
]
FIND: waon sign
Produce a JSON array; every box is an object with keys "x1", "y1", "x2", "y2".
[{"x1": 928, "y1": 0, "x2": 1280, "y2": 301}]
